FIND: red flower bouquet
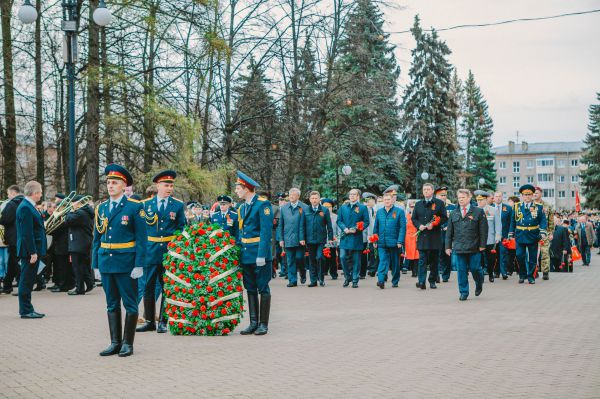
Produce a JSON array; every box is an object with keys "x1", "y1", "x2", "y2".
[{"x1": 356, "y1": 221, "x2": 365, "y2": 231}]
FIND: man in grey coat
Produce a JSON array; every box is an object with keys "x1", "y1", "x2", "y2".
[
  {"x1": 475, "y1": 190, "x2": 502, "y2": 282},
  {"x1": 277, "y1": 188, "x2": 306, "y2": 287}
]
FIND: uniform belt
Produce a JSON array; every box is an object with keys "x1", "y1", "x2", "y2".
[
  {"x1": 516, "y1": 226, "x2": 539, "y2": 231},
  {"x1": 101, "y1": 241, "x2": 136, "y2": 249},
  {"x1": 148, "y1": 235, "x2": 176, "y2": 243},
  {"x1": 241, "y1": 237, "x2": 260, "y2": 244}
]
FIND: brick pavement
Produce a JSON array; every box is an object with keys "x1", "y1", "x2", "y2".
[{"x1": 1, "y1": 256, "x2": 599, "y2": 399}]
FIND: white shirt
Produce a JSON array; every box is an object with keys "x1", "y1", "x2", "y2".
[
  {"x1": 246, "y1": 194, "x2": 256, "y2": 206},
  {"x1": 109, "y1": 195, "x2": 124, "y2": 211},
  {"x1": 25, "y1": 197, "x2": 37, "y2": 207}
]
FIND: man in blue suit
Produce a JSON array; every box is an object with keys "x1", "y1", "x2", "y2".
[
  {"x1": 493, "y1": 191, "x2": 512, "y2": 280},
  {"x1": 277, "y1": 188, "x2": 306, "y2": 287},
  {"x1": 16, "y1": 181, "x2": 47, "y2": 319},
  {"x1": 373, "y1": 192, "x2": 406, "y2": 289},
  {"x1": 304, "y1": 190, "x2": 334, "y2": 287},
  {"x1": 210, "y1": 195, "x2": 238, "y2": 236},
  {"x1": 137, "y1": 170, "x2": 186, "y2": 334},
  {"x1": 93, "y1": 164, "x2": 147, "y2": 357},
  {"x1": 337, "y1": 189, "x2": 370, "y2": 288},
  {"x1": 235, "y1": 171, "x2": 273, "y2": 336}
]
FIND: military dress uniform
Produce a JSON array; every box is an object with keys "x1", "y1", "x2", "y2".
[
  {"x1": 93, "y1": 164, "x2": 147, "y2": 357},
  {"x1": 508, "y1": 184, "x2": 547, "y2": 284},
  {"x1": 535, "y1": 195, "x2": 553, "y2": 280},
  {"x1": 236, "y1": 171, "x2": 273, "y2": 336},
  {"x1": 210, "y1": 195, "x2": 238, "y2": 236},
  {"x1": 137, "y1": 170, "x2": 186, "y2": 334}
]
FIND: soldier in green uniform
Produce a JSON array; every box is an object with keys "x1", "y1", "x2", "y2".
[{"x1": 534, "y1": 186, "x2": 553, "y2": 280}]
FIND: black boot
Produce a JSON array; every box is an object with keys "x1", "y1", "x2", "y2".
[
  {"x1": 118, "y1": 313, "x2": 138, "y2": 357},
  {"x1": 254, "y1": 295, "x2": 271, "y2": 335},
  {"x1": 157, "y1": 296, "x2": 168, "y2": 333},
  {"x1": 136, "y1": 297, "x2": 156, "y2": 332},
  {"x1": 99, "y1": 311, "x2": 122, "y2": 356},
  {"x1": 240, "y1": 293, "x2": 259, "y2": 335}
]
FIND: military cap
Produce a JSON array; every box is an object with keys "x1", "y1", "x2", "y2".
[
  {"x1": 73, "y1": 194, "x2": 84, "y2": 202},
  {"x1": 434, "y1": 186, "x2": 448, "y2": 194},
  {"x1": 217, "y1": 195, "x2": 233, "y2": 204},
  {"x1": 362, "y1": 192, "x2": 376, "y2": 200},
  {"x1": 383, "y1": 184, "x2": 399, "y2": 195},
  {"x1": 474, "y1": 190, "x2": 490, "y2": 200},
  {"x1": 321, "y1": 198, "x2": 334, "y2": 206},
  {"x1": 534, "y1": 186, "x2": 543, "y2": 193},
  {"x1": 235, "y1": 170, "x2": 260, "y2": 190},
  {"x1": 55, "y1": 193, "x2": 66, "y2": 200},
  {"x1": 396, "y1": 193, "x2": 406, "y2": 201},
  {"x1": 105, "y1": 163, "x2": 133, "y2": 186},
  {"x1": 519, "y1": 184, "x2": 535, "y2": 195},
  {"x1": 152, "y1": 169, "x2": 177, "y2": 184}
]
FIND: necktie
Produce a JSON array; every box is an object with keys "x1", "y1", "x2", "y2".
[
  {"x1": 111, "y1": 201, "x2": 117, "y2": 214},
  {"x1": 314, "y1": 208, "x2": 318, "y2": 212},
  {"x1": 462, "y1": 207, "x2": 466, "y2": 218},
  {"x1": 160, "y1": 199, "x2": 165, "y2": 213}
]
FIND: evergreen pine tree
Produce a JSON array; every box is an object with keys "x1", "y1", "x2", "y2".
[
  {"x1": 461, "y1": 70, "x2": 496, "y2": 191},
  {"x1": 400, "y1": 16, "x2": 461, "y2": 196},
  {"x1": 581, "y1": 93, "x2": 600, "y2": 208},
  {"x1": 315, "y1": 0, "x2": 402, "y2": 196}
]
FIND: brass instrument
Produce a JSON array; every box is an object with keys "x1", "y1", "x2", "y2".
[
  {"x1": 45, "y1": 192, "x2": 93, "y2": 234},
  {"x1": 0, "y1": 199, "x2": 8, "y2": 242}
]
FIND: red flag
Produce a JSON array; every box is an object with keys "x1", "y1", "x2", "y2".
[{"x1": 575, "y1": 191, "x2": 581, "y2": 212}]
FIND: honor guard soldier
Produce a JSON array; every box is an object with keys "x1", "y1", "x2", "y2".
[
  {"x1": 137, "y1": 170, "x2": 186, "y2": 334},
  {"x1": 210, "y1": 195, "x2": 238, "y2": 236},
  {"x1": 508, "y1": 184, "x2": 547, "y2": 284},
  {"x1": 92, "y1": 164, "x2": 148, "y2": 357},
  {"x1": 234, "y1": 171, "x2": 273, "y2": 336}
]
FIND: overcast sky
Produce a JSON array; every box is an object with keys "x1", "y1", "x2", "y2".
[{"x1": 387, "y1": 0, "x2": 600, "y2": 147}]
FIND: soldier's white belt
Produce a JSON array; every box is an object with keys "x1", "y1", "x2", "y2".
[
  {"x1": 148, "y1": 235, "x2": 175, "y2": 243},
  {"x1": 101, "y1": 241, "x2": 136, "y2": 249},
  {"x1": 516, "y1": 226, "x2": 539, "y2": 231},
  {"x1": 241, "y1": 237, "x2": 260, "y2": 244}
]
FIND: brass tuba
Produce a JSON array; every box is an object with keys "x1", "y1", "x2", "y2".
[{"x1": 45, "y1": 192, "x2": 93, "y2": 234}]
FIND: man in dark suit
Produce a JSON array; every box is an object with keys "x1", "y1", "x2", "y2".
[
  {"x1": 16, "y1": 181, "x2": 47, "y2": 318},
  {"x1": 48, "y1": 193, "x2": 74, "y2": 293},
  {"x1": 0, "y1": 185, "x2": 24, "y2": 294},
  {"x1": 64, "y1": 195, "x2": 95, "y2": 295},
  {"x1": 304, "y1": 191, "x2": 334, "y2": 287},
  {"x1": 277, "y1": 187, "x2": 307, "y2": 287},
  {"x1": 550, "y1": 215, "x2": 570, "y2": 272},
  {"x1": 412, "y1": 183, "x2": 448, "y2": 289}
]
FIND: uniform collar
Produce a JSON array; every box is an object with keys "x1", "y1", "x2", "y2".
[{"x1": 110, "y1": 195, "x2": 124, "y2": 205}]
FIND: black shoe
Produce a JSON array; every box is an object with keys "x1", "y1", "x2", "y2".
[
  {"x1": 286, "y1": 282, "x2": 297, "y2": 287},
  {"x1": 402, "y1": 270, "x2": 408, "y2": 274},
  {"x1": 240, "y1": 293, "x2": 259, "y2": 335},
  {"x1": 489, "y1": 276, "x2": 494, "y2": 283},
  {"x1": 368, "y1": 271, "x2": 375, "y2": 277},
  {"x1": 459, "y1": 294, "x2": 468, "y2": 301},
  {"x1": 392, "y1": 284, "x2": 398, "y2": 288},
  {"x1": 49, "y1": 286, "x2": 62, "y2": 293},
  {"x1": 436, "y1": 277, "x2": 441, "y2": 284},
  {"x1": 343, "y1": 280, "x2": 350, "y2": 287},
  {"x1": 272, "y1": 272, "x2": 276, "y2": 279},
  {"x1": 352, "y1": 282, "x2": 358, "y2": 288},
  {"x1": 118, "y1": 313, "x2": 137, "y2": 357},
  {"x1": 442, "y1": 279, "x2": 448, "y2": 283},
  {"x1": 300, "y1": 277, "x2": 306, "y2": 284},
  {"x1": 33, "y1": 284, "x2": 45, "y2": 291},
  {"x1": 543, "y1": 272, "x2": 549, "y2": 280},
  {"x1": 67, "y1": 290, "x2": 85, "y2": 296},
  {"x1": 377, "y1": 281, "x2": 384, "y2": 289},
  {"x1": 331, "y1": 276, "x2": 338, "y2": 280},
  {"x1": 319, "y1": 281, "x2": 325, "y2": 287},
  {"x1": 20, "y1": 312, "x2": 45, "y2": 319},
  {"x1": 494, "y1": 273, "x2": 500, "y2": 278},
  {"x1": 136, "y1": 321, "x2": 156, "y2": 332},
  {"x1": 307, "y1": 282, "x2": 317, "y2": 287},
  {"x1": 475, "y1": 285, "x2": 482, "y2": 296},
  {"x1": 518, "y1": 279, "x2": 524, "y2": 284},
  {"x1": 99, "y1": 311, "x2": 122, "y2": 356},
  {"x1": 157, "y1": 320, "x2": 168, "y2": 334},
  {"x1": 502, "y1": 275, "x2": 508, "y2": 280},
  {"x1": 254, "y1": 295, "x2": 270, "y2": 336},
  {"x1": 359, "y1": 276, "x2": 366, "y2": 280},
  {"x1": 85, "y1": 284, "x2": 94, "y2": 293},
  {"x1": 137, "y1": 296, "x2": 156, "y2": 332},
  {"x1": 416, "y1": 282, "x2": 425, "y2": 290},
  {"x1": 430, "y1": 282, "x2": 437, "y2": 289},
  {"x1": 528, "y1": 279, "x2": 535, "y2": 285}
]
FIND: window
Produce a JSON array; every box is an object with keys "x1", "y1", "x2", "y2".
[
  {"x1": 536, "y1": 159, "x2": 554, "y2": 167},
  {"x1": 527, "y1": 160, "x2": 535, "y2": 169},
  {"x1": 513, "y1": 176, "x2": 520, "y2": 188},
  {"x1": 513, "y1": 161, "x2": 520, "y2": 173},
  {"x1": 557, "y1": 159, "x2": 565, "y2": 168},
  {"x1": 558, "y1": 191, "x2": 566, "y2": 198},
  {"x1": 571, "y1": 191, "x2": 576, "y2": 198},
  {"x1": 571, "y1": 175, "x2": 579, "y2": 183},
  {"x1": 557, "y1": 175, "x2": 565, "y2": 183},
  {"x1": 527, "y1": 176, "x2": 534, "y2": 183},
  {"x1": 498, "y1": 161, "x2": 506, "y2": 170},
  {"x1": 571, "y1": 159, "x2": 579, "y2": 167},
  {"x1": 513, "y1": 191, "x2": 519, "y2": 196},
  {"x1": 543, "y1": 189, "x2": 554, "y2": 198},
  {"x1": 537, "y1": 173, "x2": 554, "y2": 182},
  {"x1": 498, "y1": 176, "x2": 507, "y2": 184}
]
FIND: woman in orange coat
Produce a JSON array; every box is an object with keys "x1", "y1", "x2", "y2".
[{"x1": 404, "y1": 200, "x2": 419, "y2": 277}]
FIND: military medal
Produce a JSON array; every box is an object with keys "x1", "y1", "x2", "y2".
[
  {"x1": 121, "y1": 215, "x2": 129, "y2": 225},
  {"x1": 169, "y1": 211, "x2": 176, "y2": 220}
]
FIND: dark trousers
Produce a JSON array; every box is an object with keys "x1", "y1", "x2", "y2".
[
  {"x1": 516, "y1": 243, "x2": 538, "y2": 281},
  {"x1": 18, "y1": 258, "x2": 38, "y2": 315},
  {"x1": 285, "y1": 246, "x2": 306, "y2": 284},
  {"x1": 482, "y1": 244, "x2": 497, "y2": 276},
  {"x1": 242, "y1": 260, "x2": 272, "y2": 295},
  {"x1": 506, "y1": 249, "x2": 517, "y2": 274},
  {"x1": 439, "y1": 249, "x2": 452, "y2": 280},
  {"x1": 405, "y1": 258, "x2": 418, "y2": 276},
  {"x1": 101, "y1": 272, "x2": 138, "y2": 313},
  {"x1": 142, "y1": 263, "x2": 164, "y2": 304},
  {"x1": 417, "y1": 249, "x2": 439, "y2": 285},
  {"x1": 306, "y1": 243, "x2": 325, "y2": 284},
  {"x1": 455, "y1": 252, "x2": 483, "y2": 297},
  {"x1": 579, "y1": 243, "x2": 591, "y2": 265},
  {"x1": 276, "y1": 245, "x2": 287, "y2": 276},
  {"x1": 324, "y1": 247, "x2": 338, "y2": 278},
  {"x1": 377, "y1": 247, "x2": 400, "y2": 285},
  {"x1": 360, "y1": 242, "x2": 377, "y2": 277},
  {"x1": 340, "y1": 248, "x2": 361, "y2": 283},
  {"x1": 53, "y1": 253, "x2": 73, "y2": 289},
  {"x1": 3, "y1": 245, "x2": 20, "y2": 291},
  {"x1": 71, "y1": 252, "x2": 93, "y2": 293}
]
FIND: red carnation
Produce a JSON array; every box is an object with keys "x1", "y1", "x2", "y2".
[
  {"x1": 194, "y1": 273, "x2": 200, "y2": 279},
  {"x1": 222, "y1": 328, "x2": 230, "y2": 335},
  {"x1": 176, "y1": 247, "x2": 182, "y2": 253},
  {"x1": 217, "y1": 232, "x2": 223, "y2": 238},
  {"x1": 232, "y1": 319, "x2": 238, "y2": 325},
  {"x1": 226, "y1": 301, "x2": 232, "y2": 308},
  {"x1": 204, "y1": 253, "x2": 211, "y2": 259},
  {"x1": 187, "y1": 265, "x2": 193, "y2": 272},
  {"x1": 218, "y1": 291, "x2": 224, "y2": 297},
  {"x1": 184, "y1": 241, "x2": 190, "y2": 247},
  {"x1": 227, "y1": 276, "x2": 232, "y2": 283},
  {"x1": 198, "y1": 229, "x2": 206, "y2": 235},
  {"x1": 233, "y1": 260, "x2": 239, "y2": 266},
  {"x1": 216, "y1": 246, "x2": 222, "y2": 252},
  {"x1": 200, "y1": 305, "x2": 206, "y2": 311},
  {"x1": 199, "y1": 296, "x2": 205, "y2": 303},
  {"x1": 210, "y1": 312, "x2": 215, "y2": 319},
  {"x1": 209, "y1": 295, "x2": 215, "y2": 302},
  {"x1": 178, "y1": 322, "x2": 183, "y2": 329},
  {"x1": 218, "y1": 282, "x2": 224, "y2": 288},
  {"x1": 201, "y1": 314, "x2": 207, "y2": 320},
  {"x1": 356, "y1": 221, "x2": 365, "y2": 231},
  {"x1": 221, "y1": 308, "x2": 227, "y2": 315},
  {"x1": 192, "y1": 309, "x2": 199, "y2": 317},
  {"x1": 369, "y1": 234, "x2": 379, "y2": 243},
  {"x1": 236, "y1": 285, "x2": 243, "y2": 292}
]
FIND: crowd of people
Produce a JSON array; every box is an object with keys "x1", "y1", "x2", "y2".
[{"x1": 1, "y1": 167, "x2": 599, "y2": 354}]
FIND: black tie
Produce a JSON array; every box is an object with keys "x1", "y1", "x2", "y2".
[
  {"x1": 111, "y1": 201, "x2": 117, "y2": 214},
  {"x1": 160, "y1": 199, "x2": 166, "y2": 213}
]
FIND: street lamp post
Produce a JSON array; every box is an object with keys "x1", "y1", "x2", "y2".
[
  {"x1": 336, "y1": 164, "x2": 352, "y2": 207},
  {"x1": 477, "y1": 177, "x2": 485, "y2": 190},
  {"x1": 19, "y1": 0, "x2": 112, "y2": 192},
  {"x1": 414, "y1": 157, "x2": 429, "y2": 199}
]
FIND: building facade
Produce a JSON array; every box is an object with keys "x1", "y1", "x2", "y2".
[{"x1": 493, "y1": 141, "x2": 585, "y2": 209}]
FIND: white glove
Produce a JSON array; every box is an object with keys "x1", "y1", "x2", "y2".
[
  {"x1": 130, "y1": 267, "x2": 144, "y2": 279},
  {"x1": 256, "y1": 257, "x2": 266, "y2": 267},
  {"x1": 94, "y1": 269, "x2": 101, "y2": 280}
]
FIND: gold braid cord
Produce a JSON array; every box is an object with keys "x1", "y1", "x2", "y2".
[{"x1": 95, "y1": 205, "x2": 108, "y2": 234}]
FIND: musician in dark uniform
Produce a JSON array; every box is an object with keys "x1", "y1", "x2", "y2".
[
  {"x1": 49, "y1": 193, "x2": 74, "y2": 293},
  {"x1": 210, "y1": 195, "x2": 238, "y2": 236},
  {"x1": 92, "y1": 164, "x2": 147, "y2": 357},
  {"x1": 508, "y1": 184, "x2": 547, "y2": 284},
  {"x1": 137, "y1": 170, "x2": 186, "y2": 334},
  {"x1": 234, "y1": 171, "x2": 273, "y2": 336},
  {"x1": 64, "y1": 195, "x2": 95, "y2": 295}
]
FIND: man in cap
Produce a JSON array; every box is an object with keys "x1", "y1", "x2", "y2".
[
  {"x1": 337, "y1": 189, "x2": 370, "y2": 288},
  {"x1": 533, "y1": 186, "x2": 553, "y2": 280},
  {"x1": 475, "y1": 190, "x2": 501, "y2": 282},
  {"x1": 137, "y1": 170, "x2": 186, "y2": 334},
  {"x1": 64, "y1": 194, "x2": 95, "y2": 295},
  {"x1": 211, "y1": 195, "x2": 238, "y2": 236},
  {"x1": 235, "y1": 171, "x2": 273, "y2": 335},
  {"x1": 435, "y1": 186, "x2": 455, "y2": 282},
  {"x1": 92, "y1": 164, "x2": 148, "y2": 356},
  {"x1": 48, "y1": 193, "x2": 74, "y2": 293},
  {"x1": 508, "y1": 184, "x2": 547, "y2": 284}
]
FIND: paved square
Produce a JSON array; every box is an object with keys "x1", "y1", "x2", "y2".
[{"x1": 1, "y1": 258, "x2": 599, "y2": 398}]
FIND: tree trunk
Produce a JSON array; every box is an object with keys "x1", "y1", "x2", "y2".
[
  {"x1": 34, "y1": 0, "x2": 45, "y2": 190},
  {"x1": 0, "y1": 0, "x2": 17, "y2": 192},
  {"x1": 85, "y1": 0, "x2": 100, "y2": 197}
]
